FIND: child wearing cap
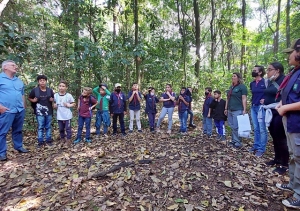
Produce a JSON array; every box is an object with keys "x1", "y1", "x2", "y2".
[
  {"x1": 275, "y1": 38, "x2": 300, "y2": 209},
  {"x1": 127, "y1": 82, "x2": 143, "y2": 133},
  {"x1": 93, "y1": 83, "x2": 111, "y2": 138},
  {"x1": 110, "y1": 83, "x2": 127, "y2": 136}
]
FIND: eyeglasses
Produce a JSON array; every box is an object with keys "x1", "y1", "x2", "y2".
[{"x1": 267, "y1": 68, "x2": 276, "y2": 72}]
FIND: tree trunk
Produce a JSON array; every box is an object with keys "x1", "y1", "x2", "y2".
[
  {"x1": 240, "y1": 0, "x2": 246, "y2": 76},
  {"x1": 210, "y1": 0, "x2": 216, "y2": 70},
  {"x1": 134, "y1": 0, "x2": 140, "y2": 85},
  {"x1": 273, "y1": 0, "x2": 281, "y2": 57},
  {"x1": 193, "y1": 0, "x2": 200, "y2": 78},
  {"x1": 113, "y1": 0, "x2": 118, "y2": 43},
  {"x1": 286, "y1": 0, "x2": 291, "y2": 47},
  {"x1": 0, "y1": 0, "x2": 10, "y2": 16},
  {"x1": 73, "y1": 0, "x2": 81, "y2": 97}
]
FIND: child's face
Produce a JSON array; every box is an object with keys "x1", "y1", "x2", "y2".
[
  {"x1": 100, "y1": 88, "x2": 106, "y2": 95},
  {"x1": 180, "y1": 89, "x2": 186, "y2": 94},
  {"x1": 58, "y1": 83, "x2": 67, "y2": 93},
  {"x1": 150, "y1": 89, "x2": 155, "y2": 95},
  {"x1": 214, "y1": 93, "x2": 220, "y2": 99},
  {"x1": 132, "y1": 84, "x2": 138, "y2": 90},
  {"x1": 82, "y1": 90, "x2": 90, "y2": 97},
  {"x1": 38, "y1": 79, "x2": 47, "y2": 87},
  {"x1": 165, "y1": 85, "x2": 171, "y2": 92}
]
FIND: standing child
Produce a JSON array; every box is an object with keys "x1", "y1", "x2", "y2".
[
  {"x1": 54, "y1": 80, "x2": 75, "y2": 145},
  {"x1": 73, "y1": 87, "x2": 98, "y2": 144},
  {"x1": 177, "y1": 87, "x2": 191, "y2": 135},
  {"x1": 128, "y1": 83, "x2": 142, "y2": 133},
  {"x1": 110, "y1": 83, "x2": 127, "y2": 136},
  {"x1": 275, "y1": 38, "x2": 300, "y2": 209},
  {"x1": 144, "y1": 87, "x2": 159, "y2": 132},
  {"x1": 93, "y1": 83, "x2": 111, "y2": 138},
  {"x1": 28, "y1": 75, "x2": 54, "y2": 147},
  {"x1": 202, "y1": 87, "x2": 214, "y2": 137},
  {"x1": 208, "y1": 90, "x2": 227, "y2": 141},
  {"x1": 186, "y1": 87, "x2": 196, "y2": 128}
]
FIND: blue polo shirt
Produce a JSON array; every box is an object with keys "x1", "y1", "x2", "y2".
[
  {"x1": 127, "y1": 91, "x2": 142, "y2": 110},
  {"x1": 161, "y1": 92, "x2": 176, "y2": 108},
  {"x1": 0, "y1": 72, "x2": 24, "y2": 113},
  {"x1": 250, "y1": 79, "x2": 266, "y2": 105}
]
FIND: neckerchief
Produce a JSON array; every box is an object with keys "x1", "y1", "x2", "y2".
[{"x1": 276, "y1": 66, "x2": 300, "y2": 99}]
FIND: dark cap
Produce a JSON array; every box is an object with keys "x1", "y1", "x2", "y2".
[
  {"x1": 283, "y1": 39, "x2": 300, "y2": 53},
  {"x1": 99, "y1": 83, "x2": 108, "y2": 88}
]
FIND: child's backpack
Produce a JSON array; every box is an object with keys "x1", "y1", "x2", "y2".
[{"x1": 30, "y1": 86, "x2": 52, "y2": 111}]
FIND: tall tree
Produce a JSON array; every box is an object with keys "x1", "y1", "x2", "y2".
[
  {"x1": 240, "y1": 0, "x2": 246, "y2": 75},
  {"x1": 193, "y1": 0, "x2": 200, "y2": 78},
  {"x1": 286, "y1": 0, "x2": 291, "y2": 47}
]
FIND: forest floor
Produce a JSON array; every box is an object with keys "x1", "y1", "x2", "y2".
[{"x1": 0, "y1": 117, "x2": 294, "y2": 211}]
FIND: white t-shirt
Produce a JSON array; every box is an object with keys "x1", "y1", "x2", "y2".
[{"x1": 54, "y1": 93, "x2": 75, "y2": 120}]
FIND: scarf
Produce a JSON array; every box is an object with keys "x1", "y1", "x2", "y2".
[
  {"x1": 114, "y1": 92, "x2": 121, "y2": 108},
  {"x1": 276, "y1": 66, "x2": 300, "y2": 100},
  {"x1": 132, "y1": 89, "x2": 139, "y2": 106}
]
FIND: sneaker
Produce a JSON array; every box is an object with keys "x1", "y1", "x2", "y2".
[
  {"x1": 167, "y1": 130, "x2": 171, "y2": 134},
  {"x1": 129, "y1": 130, "x2": 133, "y2": 133},
  {"x1": 220, "y1": 135, "x2": 226, "y2": 141},
  {"x1": 282, "y1": 197, "x2": 300, "y2": 209},
  {"x1": 112, "y1": 133, "x2": 117, "y2": 136},
  {"x1": 156, "y1": 128, "x2": 161, "y2": 133},
  {"x1": 232, "y1": 144, "x2": 242, "y2": 149},
  {"x1": 150, "y1": 127, "x2": 154, "y2": 132},
  {"x1": 228, "y1": 142, "x2": 235, "y2": 147},
  {"x1": 85, "y1": 138, "x2": 92, "y2": 143},
  {"x1": 248, "y1": 147, "x2": 257, "y2": 153},
  {"x1": 255, "y1": 151, "x2": 264, "y2": 157},
  {"x1": 216, "y1": 134, "x2": 221, "y2": 140},
  {"x1": 266, "y1": 160, "x2": 279, "y2": 166},
  {"x1": 273, "y1": 166, "x2": 288, "y2": 175},
  {"x1": 0, "y1": 155, "x2": 7, "y2": 161},
  {"x1": 46, "y1": 141, "x2": 53, "y2": 146},
  {"x1": 103, "y1": 134, "x2": 108, "y2": 138},
  {"x1": 181, "y1": 132, "x2": 187, "y2": 136},
  {"x1": 276, "y1": 183, "x2": 293, "y2": 192},
  {"x1": 189, "y1": 124, "x2": 196, "y2": 128},
  {"x1": 138, "y1": 130, "x2": 142, "y2": 133},
  {"x1": 73, "y1": 138, "x2": 81, "y2": 144},
  {"x1": 122, "y1": 133, "x2": 127, "y2": 136},
  {"x1": 37, "y1": 142, "x2": 44, "y2": 148}
]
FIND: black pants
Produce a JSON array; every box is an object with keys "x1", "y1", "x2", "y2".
[
  {"x1": 268, "y1": 109, "x2": 289, "y2": 166},
  {"x1": 113, "y1": 113, "x2": 125, "y2": 134}
]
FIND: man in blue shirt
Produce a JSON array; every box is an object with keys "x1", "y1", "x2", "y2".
[{"x1": 0, "y1": 60, "x2": 29, "y2": 161}]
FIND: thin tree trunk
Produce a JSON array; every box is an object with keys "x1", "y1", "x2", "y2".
[
  {"x1": 286, "y1": 0, "x2": 291, "y2": 47},
  {"x1": 210, "y1": 0, "x2": 216, "y2": 70},
  {"x1": 113, "y1": 0, "x2": 117, "y2": 43},
  {"x1": 273, "y1": 0, "x2": 281, "y2": 57},
  {"x1": 240, "y1": 0, "x2": 246, "y2": 76},
  {"x1": 193, "y1": 0, "x2": 200, "y2": 78},
  {"x1": 0, "y1": 0, "x2": 10, "y2": 16},
  {"x1": 73, "y1": 0, "x2": 81, "y2": 97},
  {"x1": 134, "y1": 0, "x2": 140, "y2": 85}
]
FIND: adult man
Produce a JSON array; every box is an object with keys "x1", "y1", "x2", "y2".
[{"x1": 0, "y1": 60, "x2": 29, "y2": 161}]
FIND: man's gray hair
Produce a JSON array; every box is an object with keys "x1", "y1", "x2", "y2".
[{"x1": 2, "y1": 60, "x2": 16, "y2": 71}]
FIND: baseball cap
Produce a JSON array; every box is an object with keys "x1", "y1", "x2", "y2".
[
  {"x1": 99, "y1": 83, "x2": 108, "y2": 88},
  {"x1": 115, "y1": 83, "x2": 121, "y2": 88},
  {"x1": 283, "y1": 38, "x2": 300, "y2": 53}
]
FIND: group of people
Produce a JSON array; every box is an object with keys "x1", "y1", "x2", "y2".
[{"x1": 1, "y1": 38, "x2": 300, "y2": 209}]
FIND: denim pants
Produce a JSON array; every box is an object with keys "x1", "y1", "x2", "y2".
[
  {"x1": 227, "y1": 110, "x2": 242, "y2": 146},
  {"x1": 0, "y1": 110, "x2": 25, "y2": 156},
  {"x1": 112, "y1": 113, "x2": 125, "y2": 134},
  {"x1": 147, "y1": 113, "x2": 156, "y2": 129},
  {"x1": 156, "y1": 107, "x2": 174, "y2": 130},
  {"x1": 129, "y1": 110, "x2": 141, "y2": 130},
  {"x1": 76, "y1": 116, "x2": 91, "y2": 139},
  {"x1": 179, "y1": 111, "x2": 188, "y2": 132},
  {"x1": 187, "y1": 109, "x2": 194, "y2": 125},
  {"x1": 250, "y1": 105, "x2": 268, "y2": 152},
  {"x1": 58, "y1": 120, "x2": 72, "y2": 140},
  {"x1": 36, "y1": 115, "x2": 52, "y2": 143},
  {"x1": 214, "y1": 120, "x2": 225, "y2": 135},
  {"x1": 95, "y1": 110, "x2": 110, "y2": 135},
  {"x1": 283, "y1": 116, "x2": 300, "y2": 200},
  {"x1": 202, "y1": 116, "x2": 212, "y2": 135}
]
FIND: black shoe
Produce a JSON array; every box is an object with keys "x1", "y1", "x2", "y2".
[
  {"x1": 189, "y1": 124, "x2": 196, "y2": 128},
  {"x1": 129, "y1": 130, "x2": 133, "y2": 133},
  {"x1": 122, "y1": 133, "x2": 127, "y2": 136},
  {"x1": 46, "y1": 141, "x2": 53, "y2": 146},
  {"x1": 273, "y1": 166, "x2": 288, "y2": 175},
  {"x1": 37, "y1": 142, "x2": 44, "y2": 148},
  {"x1": 17, "y1": 147, "x2": 29, "y2": 153},
  {"x1": 0, "y1": 155, "x2": 7, "y2": 161},
  {"x1": 138, "y1": 130, "x2": 142, "y2": 133},
  {"x1": 266, "y1": 160, "x2": 280, "y2": 166}
]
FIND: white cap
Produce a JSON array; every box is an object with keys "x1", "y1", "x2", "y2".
[{"x1": 115, "y1": 83, "x2": 121, "y2": 88}]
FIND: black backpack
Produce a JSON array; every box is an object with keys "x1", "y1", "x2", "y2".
[{"x1": 30, "y1": 87, "x2": 52, "y2": 111}]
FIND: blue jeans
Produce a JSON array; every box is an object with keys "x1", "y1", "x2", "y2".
[
  {"x1": 202, "y1": 116, "x2": 212, "y2": 135},
  {"x1": 156, "y1": 107, "x2": 174, "y2": 130},
  {"x1": 179, "y1": 111, "x2": 188, "y2": 132},
  {"x1": 95, "y1": 110, "x2": 110, "y2": 135},
  {"x1": 228, "y1": 110, "x2": 243, "y2": 146},
  {"x1": 36, "y1": 115, "x2": 52, "y2": 143},
  {"x1": 187, "y1": 109, "x2": 194, "y2": 125},
  {"x1": 0, "y1": 110, "x2": 25, "y2": 156},
  {"x1": 215, "y1": 120, "x2": 225, "y2": 135},
  {"x1": 76, "y1": 116, "x2": 91, "y2": 139},
  {"x1": 251, "y1": 105, "x2": 268, "y2": 152}
]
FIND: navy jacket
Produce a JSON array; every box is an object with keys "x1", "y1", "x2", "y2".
[
  {"x1": 250, "y1": 79, "x2": 266, "y2": 105},
  {"x1": 127, "y1": 91, "x2": 142, "y2": 110},
  {"x1": 109, "y1": 91, "x2": 127, "y2": 114},
  {"x1": 177, "y1": 93, "x2": 191, "y2": 113},
  {"x1": 161, "y1": 92, "x2": 176, "y2": 108},
  {"x1": 144, "y1": 94, "x2": 159, "y2": 114},
  {"x1": 203, "y1": 95, "x2": 214, "y2": 117},
  {"x1": 281, "y1": 69, "x2": 300, "y2": 133}
]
